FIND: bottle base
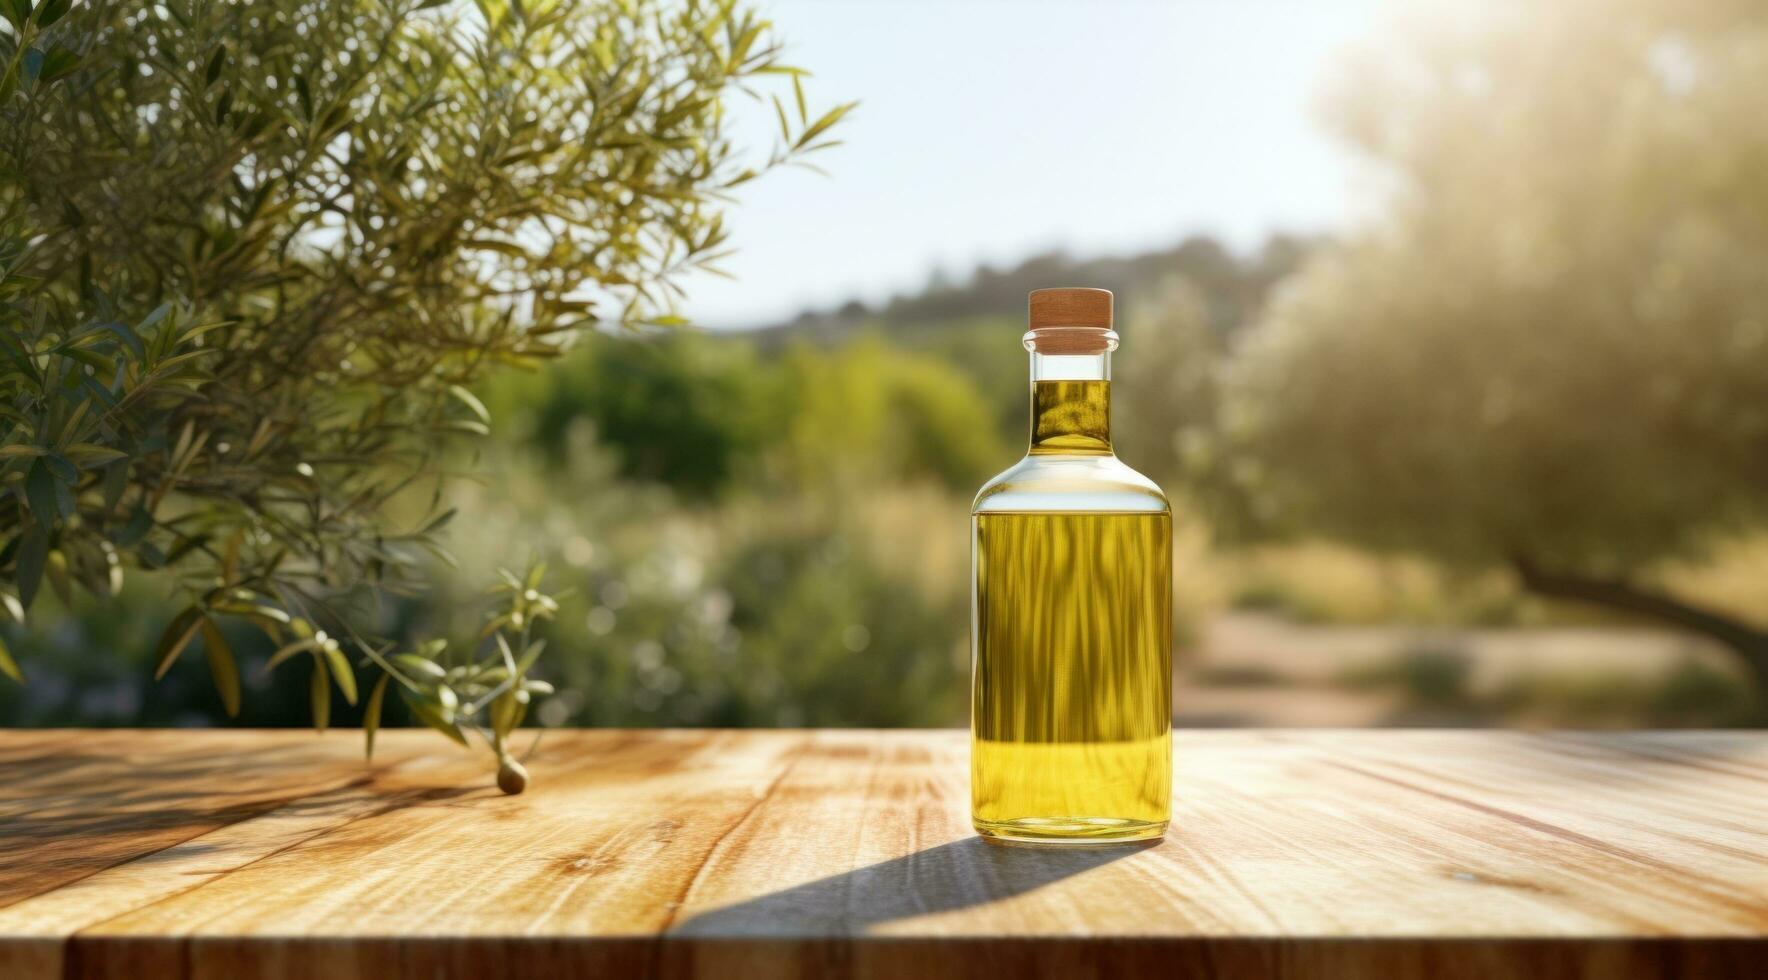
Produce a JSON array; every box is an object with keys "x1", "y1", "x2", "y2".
[{"x1": 974, "y1": 816, "x2": 1167, "y2": 845}]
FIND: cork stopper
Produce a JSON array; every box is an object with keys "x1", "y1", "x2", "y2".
[{"x1": 1025, "y1": 288, "x2": 1117, "y2": 355}]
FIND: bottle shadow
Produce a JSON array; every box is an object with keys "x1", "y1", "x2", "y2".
[{"x1": 670, "y1": 836, "x2": 1155, "y2": 937}]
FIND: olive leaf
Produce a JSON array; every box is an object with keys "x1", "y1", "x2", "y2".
[
  {"x1": 35, "y1": 46, "x2": 79, "y2": 84},
  {"x1": 0, "y1": 633, "x2": 21, "y2": 683},
  {"x1": 446, "y1": 385, "x2": 491, "y2": 427},
  {"x1": 14, "y1": 528, "x2": 47, "y2": 611},
  {"x1": 23, "y1": 459, "x2": 57, "y2": 526},
  {"x1": 310, "y1": 656, "x2": 330, "y2": 733},
  {"x1": 201, "y1": 618, "x2": 240, "y2": 717},
  {"x1": 399, "y1": 686, "x2": 468, "y2": 747},
  {"x1": 323, "y1": 642, "x2": 356, "y2": 706},
  {"x1": 152, "y1": 607, "x2": 204, "y2": 680},
  {"x1": 37, "y1": 0, "x2": 73, "y2": 29},
  {"x1": 364, "y1": 673, "x2": 389, "y2": 760}
]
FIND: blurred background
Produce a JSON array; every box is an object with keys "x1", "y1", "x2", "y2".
[{"x1": 5, "y1": 0, "x2": 1766, "y2": 731}]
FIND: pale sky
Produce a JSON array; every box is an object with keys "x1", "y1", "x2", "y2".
[{"x1": 678, "y1": 0, "x2": 1387, "y2": 328}]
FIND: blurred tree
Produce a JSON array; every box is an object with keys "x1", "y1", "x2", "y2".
[
  {"x1": 1205, "y1": 0, "x2": 1768, "y2": 690},
  {"x1": 776, "y1": 337, "x2": 1007, "y2": 492},
  {"x1": 712, "y1": 527, "x2": 963, "y2": 726},
  {"x1": 0, "y1": 0, "x2": 848, "y2": 734},
  {"x1": 528, "y1": 333, "x2": 771, "y2": 498},
  {"x1": 484, "y1": 330, "x2": 1006, "y2": 499},
  {"x1": 402, "y1": 422, "x2": 968, "y2": 728},
  {"x1": 1114, "y1": 278, "x2": 1219, "y2": 485}
]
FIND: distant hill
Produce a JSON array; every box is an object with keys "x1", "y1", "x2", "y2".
[
  {"x1": 733, "y1": 232, "x2": 1323, "y2": 472},
  {"x1": 752, "y1": 233, "x2": 1320, "y2": 345}
]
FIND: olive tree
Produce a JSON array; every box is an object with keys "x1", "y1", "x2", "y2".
[
  {"x1": 1206, "y1": 0, "x2": 1768, "y2": 690},
  {"x1": 0, "y1": 0, "x2": 847, "y2": 778}
]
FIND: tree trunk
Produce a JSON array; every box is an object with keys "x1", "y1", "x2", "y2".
[{"x1": 1511, "y1": 556, "x2": 1768, "y2": 698}]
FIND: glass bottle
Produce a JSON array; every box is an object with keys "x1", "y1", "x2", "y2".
[{"x1": 971, "y1": 287, "x2": 1172, "y2": 844}]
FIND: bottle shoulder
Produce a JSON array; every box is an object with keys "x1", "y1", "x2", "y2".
[{"x1": 972, "y1": 453, "x2": 1169, "y2": 514}]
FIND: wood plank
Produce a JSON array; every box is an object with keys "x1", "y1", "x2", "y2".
[
  {"x1": 0, "y1": 730, "x2": 442, "y2": 907},
  {"x1": 0, "y1": 730, "x2": 1763, "y2": 980}
]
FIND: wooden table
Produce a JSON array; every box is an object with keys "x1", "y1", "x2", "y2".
[{"x1": 1, "y1": 729, "x2": 1764, "y2": 979}]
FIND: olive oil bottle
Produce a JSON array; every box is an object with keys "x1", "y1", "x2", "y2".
[{"x1": 971, "y1": 287, "x2": 1172, "y2": 844}]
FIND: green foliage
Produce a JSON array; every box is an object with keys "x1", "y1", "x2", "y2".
[
  {"x1": 0, "y1": 0, "x2": 847, "y2": 774},
  {"x1": 767, "y1": 240, "x2": 1310, "y2": 452},
  {"x1": 715, "y1": 531, "x2": 961, "y2": 726},
  {"x1": 371, "y1": 564, "x2": 561, "y2": 784},
  {"x1": 1202, "y1": 0, "x2": 1768, "y2": 573},
  {"x1": 492, "y1": 331, "x2": 1010, "y2": 498},
  {"x1": 376, "y1": 415, "x2": 970, "y2": 729},
  {"x1": 1114, "y1": 278, "x2": 1221, "y2": 485},
  {"x1": 1490, "y1": 658, "x2": 1761, "y2": 727},
  {"x1": 532, "y1": 521, "x2": 965, "y2": 728},
  {"x1": 520, "y1": 332, "x2": 773, "y2": 498},
  {"x1": 1338, "y1": 644, "x2": 1473, "y2": 711},
  {"x1": 774, "y1": 336, "x2": 1007, "y2": 492}
]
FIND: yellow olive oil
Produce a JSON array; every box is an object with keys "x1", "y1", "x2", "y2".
[
  {"x1": 1030, "y1": 380, "x2": 1110, "y2": 454},
  {"x1": 971, "y1": 287, "x2": 1172, "y2": 844},
  {"x1": 972, "y1": 511, "x2": 1171, "y2": 841}
]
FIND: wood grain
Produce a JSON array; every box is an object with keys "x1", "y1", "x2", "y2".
[{"x1": 1, "y1": 729, "x2": 1764, "y2": 979}]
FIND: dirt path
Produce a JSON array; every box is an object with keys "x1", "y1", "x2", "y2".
[{"x1": 1174, "y1": 612, "x2": 1743, "y2": 727}]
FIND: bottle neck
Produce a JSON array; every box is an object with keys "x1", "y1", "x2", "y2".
[{"x1": 1028, "y1": 351, "x2": 1112, "y2": 456}]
